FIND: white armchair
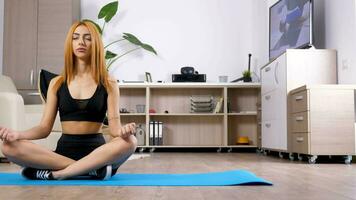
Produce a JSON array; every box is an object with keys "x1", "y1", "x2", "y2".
[{"x1": 0, "y1": 75, "x2": 61, "y2": 159}]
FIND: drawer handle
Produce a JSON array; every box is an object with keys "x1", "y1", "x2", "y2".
[
  {"x1": 30, "y1": 69, "x2": 34, "y2": 86},
  {"x1": 295, "y1": 95, "x2": 304, "y2": 101},
  {"x1": 296, "y1": 137, "x2": 304, "y2": 142},
  {"x1": 265, "y1": 95, "x2": 271, "y2": 100},
  {"x1": 27, "y1": 92, "x2": 40, "y2": 96},
  {"x1": 265, "y1": 67, "x2": 271, "y2": 72},
  {"x1": 265, "y1": 123, "x2": 271, "y2": 128},
  {"x1": 295, "y1": 116, "x2": 304, "y2": 121}
]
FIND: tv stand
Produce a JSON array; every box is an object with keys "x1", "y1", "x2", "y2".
[{"x1": 260, "y1": 49, "x2": 337, "y2": 152}]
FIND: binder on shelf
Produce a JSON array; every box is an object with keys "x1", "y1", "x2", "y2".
[
  {"x1": 149, "y1": 121, "x2": 163, "y2": 146},
  {"x1": 149, "y1": 121, "x2": 154, "y2": 145},
  {"x1": 151, "y1": 121, "x2": 155, "y2": 145},
  {"x1": 158, "y1": 121, "x2": 163, "y2": 145},
  {"x1": 154, "y1": 121, "x2": 159, "y2": 145}
]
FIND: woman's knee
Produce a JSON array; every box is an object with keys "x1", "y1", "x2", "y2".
[
  {"x1": 112, "y1": 135, "x2": 137, "y2": 153},
  {"x1": 1, "y1": 141, "x2": 21, "y2": 157},
  {"x1": 122, "y1": 135, "x2": 137, "y2": 153},
  {"x1": 128, "y1": 135, "x2": 137, "y2": 153}
]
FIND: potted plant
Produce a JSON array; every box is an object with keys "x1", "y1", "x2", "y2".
[
  {"x1": 84, "y1": 1, "x2": 157, "y2": 71},
  {"x1": 242, "y1": 70, "x2": 252, "y2": 82}
]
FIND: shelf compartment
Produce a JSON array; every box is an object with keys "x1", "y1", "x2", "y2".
[
  {"x1": 120, "y1": 88, "x2": 146, "y2": 113},
  {"x1": 150, "y1": 115, "x2": 224, "y2": 146},
  {"x1": 121, "y1": 113, "x2": 146, "y2": 116},
  {"x1": 150, "y1": 88, "x2": 224, "y2": 114},
  {"x1": 137, "y1": 145, "x2": 257, "y2": 148},
  {"x1": 119, "y1": 115, "x2": 146, "y2": 126},
  {"x1": 227, "y1": 88, "x2": 259, "y2": 113},
  {"x1": 228, "y1": 115, "x2": 257, "y2": 146},
  {"x1": 226, "y1": 145, "x2": 257, "y2": 148},
  {"x1": 149, "y1": 113, "x2": 224, "y2": 116},
  {"x1": 228, "y1": 111, "x2": 257, "y2": 116}
]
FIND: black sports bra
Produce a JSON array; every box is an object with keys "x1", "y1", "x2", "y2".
[{"x1": 57, "y1": 82, "x2": 108, "y2": 123}]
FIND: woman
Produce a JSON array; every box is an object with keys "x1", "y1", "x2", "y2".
[{"x1": 0, "y1": 21, "x2": 137, "y2": 180}]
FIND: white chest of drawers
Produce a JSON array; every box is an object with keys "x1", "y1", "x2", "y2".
[{"x1": 260, "y1": 49, "x2": 337, "y2": 152}]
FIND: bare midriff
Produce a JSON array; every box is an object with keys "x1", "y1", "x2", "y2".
[{"x1": 61, "y1": 121, "x2": 103, "y2": 134}]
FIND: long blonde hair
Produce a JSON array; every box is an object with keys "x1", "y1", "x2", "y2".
[{"x1": 54, "y1": 21, "x2": 111, "y2": 92}]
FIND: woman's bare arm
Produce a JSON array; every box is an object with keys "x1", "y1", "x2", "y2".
[
  {"x1": 106, "y1": 77, "x2": 135, "y2": 138},
  {"x1": 18, "y1": 76, "x2": 60, "y2": 140}
]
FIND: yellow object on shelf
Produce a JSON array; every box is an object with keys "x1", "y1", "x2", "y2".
[{"x1": 236, "y1": 136, "x2": 249, "y2": 145}]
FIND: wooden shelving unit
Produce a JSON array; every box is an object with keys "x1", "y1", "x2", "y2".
[
  {"x1": 149, "y1": 113, "x2": 225, "y2": 116},
  {"x1": 118, "y1": 83, "x2": 260, "y2": 151}
]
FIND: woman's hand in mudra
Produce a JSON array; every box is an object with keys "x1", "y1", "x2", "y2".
[
  {"x1": 0, "y1": 126, "x2": 20, "y2": 142},
  {"x1": 120, "y1": 123, "x2": 136, "y2": 138}
]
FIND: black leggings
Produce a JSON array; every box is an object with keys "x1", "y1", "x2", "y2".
[
  {"x1": 54, "y1": 133, "x2": 118, "y2": 174},
  {"x1": 54, "y1": 133, "x2": 105, "y2": 161}
]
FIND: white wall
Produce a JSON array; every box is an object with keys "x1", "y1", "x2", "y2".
[
  {"x1": 251, "y1": 0, "x2": 268, "y2": 80},
  {"x1": 1, "y1": 1, "x2": 354, "y2": 82},
  {"x1": 323, "y1": 0, "x2": 356, "y2": 84},
  {"x1": 0, "y1": 0, "x2": 4, "y2": 75},
  {"x1": 81, "y1": 0, "x2": 259, "y2": 82}
]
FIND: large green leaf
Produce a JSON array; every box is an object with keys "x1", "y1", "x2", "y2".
[
  {"x1": 141, "y1": 43, "x2": 157, "y2": 55},
  {"x1": 122, "y1": 33, "x2": 142, "y2": 45},
  {"x1": 105, "y1": 50, "x2": 117, "y2": 59},
  {"x1": 82, "y1": 19, "x2": 102, "y2": 35},
  {"x1": 98, "y1": 1, "x2": 118, "y2": 23},
  {"x1": 122, "y1": 33, "x2": 157, "y2": 55}
]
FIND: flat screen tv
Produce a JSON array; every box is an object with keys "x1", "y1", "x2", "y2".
[{"x1": 269, "y1": 0, "x2": 313, "y2": 61}]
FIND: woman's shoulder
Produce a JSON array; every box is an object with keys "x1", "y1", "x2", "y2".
[
  {"x1": 49, "y1": 75, "x2": 64, "y2": 92},
  {"x1": 107, "y1": 75, "x2": 117, "y2": 84},
  {"x1": 107, "y1": 75, "x2": 118, "y2": 87},
  {"x1": 105, "y1": 75, "x2": 119, "y2": 94},
  {"x1": 51, "y1": 75, "x2": 63, "y2": 82},
  {"x1": 50, "y1": 75, "x2": 64, "y2": 85}
]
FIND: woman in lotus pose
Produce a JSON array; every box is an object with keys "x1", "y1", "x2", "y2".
[{"x1": 0, "y1": 21, "x2": 137, "y2": 180}]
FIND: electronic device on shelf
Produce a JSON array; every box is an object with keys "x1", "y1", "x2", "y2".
[{"x1": 172, "y1": 66, "x2": 206, "y2": 82}]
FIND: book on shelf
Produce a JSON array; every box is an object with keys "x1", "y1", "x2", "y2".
[
  {"x1": 214, "y1": 97, "x2": 224, "y2": 113},
  {"x1": 149, "y1": 121, "x2": 163, "y2": 146}
]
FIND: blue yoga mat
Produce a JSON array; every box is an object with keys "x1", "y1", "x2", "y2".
[{"x1": 0, "y1": 169, "x2": 272, "y2": 186}]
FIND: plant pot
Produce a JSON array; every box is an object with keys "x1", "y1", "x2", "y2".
[{"x1": 243, "y1": 77, "x2": 252, "y2": 82}]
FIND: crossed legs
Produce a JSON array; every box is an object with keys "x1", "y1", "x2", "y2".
[{"x1": 1, "y1": 135, "x2": 137, "y2": 179}]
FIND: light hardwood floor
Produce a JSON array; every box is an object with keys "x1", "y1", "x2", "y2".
[{"x1": 0, "y1": 153, "x2": 356, "y2": 200}]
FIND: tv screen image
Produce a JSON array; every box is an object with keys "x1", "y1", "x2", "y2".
[{"x1": 269, "y1": 0, "x2": 312, "y2": 60}]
